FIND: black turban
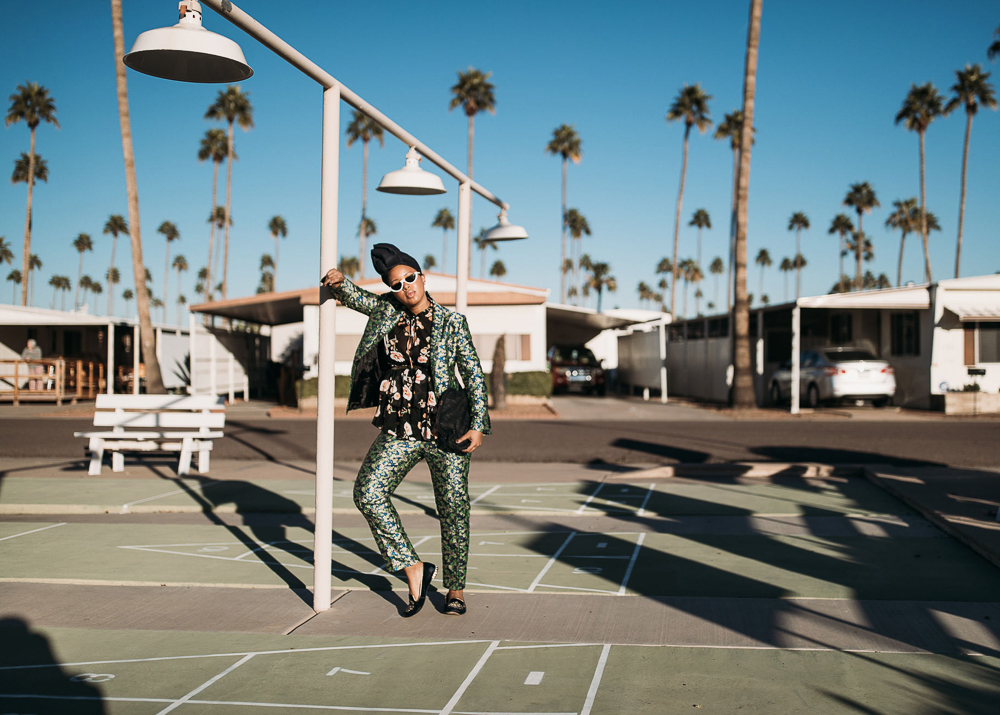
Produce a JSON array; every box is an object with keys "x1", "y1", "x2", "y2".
[{"x1": 371, "y1": 243, "x2": 421, "y2": 286}]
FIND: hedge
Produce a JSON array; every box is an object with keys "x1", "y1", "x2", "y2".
[{"x1": 297, "y1": 370, "x2": 551, "y2": 401}]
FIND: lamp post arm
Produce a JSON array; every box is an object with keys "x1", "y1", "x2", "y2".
[{"x1": 199, "y1": 0, "x2": 505, "y2": 208}]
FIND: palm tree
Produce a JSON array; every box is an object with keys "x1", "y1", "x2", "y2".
[
  {"x1": 207, "y1": 206, "x2": 230, "y2": 297},
  {"x1": 267, "y1": 215, "x2": 288, "y2": 288},
  {"x1": 176, "y1": 294, "x2": 187, "y2": 326},
  {"x1": 6, "y1": 81, "x2": 58, "y2": 307},
  {"x1": 205, "y1": 85, "x2": 254, "y2": 300},
  {"x1": 787, "y1": 212, "x2": 810, "y2": 298},
  {"x1": 58, "y1": 276, "x2": 71, "y2": 310},
  {"x1": 688, "y1": 209, "x2": 711, "y2": 267},
  {"x1": 195, "y1": 267, "x2": 208, "y2": 298},
  {"x1": 709, "y1": 256, "x2": 724, "y2": 305},
  {"x1": 103, "y1": 214, "x2": 127, "y2": 315},
  {"x1": 636, "y1": 281, "x2": 652, "y2": 309},
  {"x1": 689, "y1": 263, "x2": 705, "y2": 316},
  {"x1": 11, "y1": 152, "x2": 48, "y2": 185},
  {"x1": 545, "y1": 124, "x2": 582, "y2": 303},
  {"x1": 761, "y1": 295, "x2": 770, "y2": 306},
  {"x1": 123, "y1": 287, "x2": 133, "y2": 317},
  {"x1": 793, "y1": 253, "x2": 808, "y2": 282},
  {"x1": 945, "y1": 64, "x2": 996, "y2": 278},
  {"x1": 885, "y1": 198, "x2": 917, "y2": 287},
  {"x1": 895, "y1": 83, "x2": 944, "y2": 284},
  {"x1": 754, "y1": 248, "x2": 771, "y2": 301},
  {"x1": 473, "y1": 229, "x2": 497, "y2": 278},
  {"x1": 198, "y1": 127, "x2": 230, "y2": 304},
  {"x1": 678, "y1": 258, "x2": 697, "y2": 319},
  {"x1": 337, "y1": 255, "x2": 359, "y2": 280},
  {"x1": 27, "y1": 254, "x2": 41, "y2": 305},
  {"x1": 714, "y1": 109, "x2": 755, "y2": 312},
  {"x1": 564, "y1": 208, "x2": 591, "y2": 297},
  {"x1": 989, "y1": 24, "x2": 1000, "y2": 60},
  {"x1": 587, "y1": 262, "x2": 617, "y2": 312},
  {"x1": 112, "y1": 0, "x2": 162, "y2": 394},
  {"x1": 345, "y1": 111, "x2": 384, "y2": 279},
  {"x1": 70, "y1": 233, "x2": 92, "y2": 310},
  {"x1": 78, "y1": 275, "x2": 93, "y2": 309},
  {"x1": 450, "y1": 67, "x2": 496, "y2": 181},
  {"x1": 172, "y1": 254, "x2": 188, "y2": 321},
  {"x1": 90, "y1": 281, "x2": 103, "y2": 315},
  {"x1": 423, "y1": 255, "x2": 437, "y2": 271},
  {"x1": 827, "y1": 214, "x2": 854, "y2": 286},
  {"x1": 779, "y1": 257, "x2": 793, "y2": 302},
  {"x1": 489, "y1": 260, "x2": 507, "y2": 281},
  {"x1": 666, "y1": 83, "x2": 712, "y2": 318},
  {"x1": 876, "y1": 274, "x2": 892, "y2": 290},
  {"x1": 0, "y1": 237, "x2": 11, "y2": 266},
  {"x1": 106, "y1": 267, "x2": 120, "y2": 315},
  {"x1": 258, "y1": 253, "x2": 275, "y2": 293},
  {"x1": 431, "y1": 208, "x2": 455, "y2": 271},
  {"x1": 843, "y1": 182, "x2": 880, "y2": 290},
  {"x1": 7, "y1": 270, "x2": 21, "y2": 303},
  {"x1": 655, "y1": 257, "x2": 672, "y2": 312},
  {"x1": 157, "y1": 220, "x2": 179, "y2": 320},
  {"x1": 150, "y1": 297, "x2": 163, "y2": 319},
  {"x1": 48, "y1": 274, "x2": 60, "y2": 309}
]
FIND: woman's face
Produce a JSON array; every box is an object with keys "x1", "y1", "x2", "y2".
[{"x1": 387, "y1": 264, "x2": 426, "y2": 309}]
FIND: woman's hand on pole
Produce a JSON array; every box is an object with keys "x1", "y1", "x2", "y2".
[
  {"x1": 459, "y1": 430, "x2": 483, "y2": 453},
  {"x1": 322, "y1": 268, "x2": 345, "y2": 289}
]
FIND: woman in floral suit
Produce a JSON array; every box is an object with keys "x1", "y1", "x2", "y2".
[{"x1": 322, "y1": 243, "x2": 490, "y2": 618}]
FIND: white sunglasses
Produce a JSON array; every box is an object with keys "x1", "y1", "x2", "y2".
[{"x1": 389, "y1": 272, "x2": 421, "y2": 292}]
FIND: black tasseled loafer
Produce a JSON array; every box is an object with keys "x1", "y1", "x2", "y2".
[
  {"x1": 401, "y1": 563, "x2": 436, "y2": 618},
  {"x1": 443, "y1": 597, "x2": 466, "y2": 616}
]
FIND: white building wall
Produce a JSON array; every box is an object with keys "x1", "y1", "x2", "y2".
[{"x1": 930, "y1": 282, "x2": 1000, "y2": 396}]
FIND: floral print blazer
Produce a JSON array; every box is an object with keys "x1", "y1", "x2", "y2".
[{"x1": 331, "y1": 278, "x2": 491, "y2": 435}]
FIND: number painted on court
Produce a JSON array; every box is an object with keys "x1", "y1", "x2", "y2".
[{"x1": 70, "y1": 673, "x2": 115, "y2": 683}]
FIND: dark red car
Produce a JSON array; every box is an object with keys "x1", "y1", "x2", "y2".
[{"x1": 548, "y1": 344, "x2": 606, "y2": 396}]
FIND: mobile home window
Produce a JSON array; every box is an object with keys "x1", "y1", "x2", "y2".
[
  {"x1": 890, "y1": 312, "x2": 920, "y2": 356},
  {"x1": 830, "y1": 314, "x2": 852, "y2": 344},
  {"x1": 980, "y1": 323, "x2": 1000, "y2": 363}
]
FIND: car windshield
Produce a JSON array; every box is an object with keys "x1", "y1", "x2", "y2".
[
  {"x1": 552, "y1": 347, "x2": 598, "y2": 364},
  {"x1": 824, "y1": 349, "x2": 878, "y2": 362}
]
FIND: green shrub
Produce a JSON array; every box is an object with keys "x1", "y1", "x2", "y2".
[
  {"x1": 484, "y1": 370, "x2": 552, "y2": 397},
  {"x1": 296, "y1": 376, "x2": 351, "y2": 401}
]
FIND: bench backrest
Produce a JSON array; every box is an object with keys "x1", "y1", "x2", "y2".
[{"x1": 93, "y1": 394, "x2": 226, "y2": 431}]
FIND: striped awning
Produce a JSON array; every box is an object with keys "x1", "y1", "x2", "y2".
[{"x1": 944, "y1": 303, "x2": 1000, "y2": 321}]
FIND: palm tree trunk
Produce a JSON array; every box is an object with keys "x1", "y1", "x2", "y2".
[
  {"x1": 176, "y1": 266, "x2": 182, "y2": 324},
  {"x1": 697, "y1": 227, "x2": 703, "y2": 268},
  {"x1": 955, "y1": 110, "x2": 972, "y2": 279},
  {"x1": 560, "y1": 156, "x2": 567, "y2": 303},
  {"x1": 52, "y1": 285, "x2": 57, "y2": 309},
  {"x1": 360, "y1": 138, "x2": 369, "y2": 280},
  {"x1": 732, "y1": 0, "x2": 762, "y2": 409},
  {"x1": 20, "y1": 129, "x2": 36, "y2": 306},
  {"x1": 111, "y1": 0, "x2": 164, "y2": 393},
  {"x1": 75, "y1": 253, "x2": 83, "y2": 309},
  {"x1": 759, "y1": 266, "x2": 764, "y2": 302},
  {"x1": 163, "y1": 240, "x2": 170, "y2": 321},
  {"x1": 683, "y1": 280, "x2": 688, "y2": 319},
  {"x1": 918, "y1": 130, "x2": 931, "y2": 283},
  {"x1": 897, "y1": 231, "x2": 906, "y2": 287},
  {"x1": 107, "y1": 236, "x2": 117, "y2": 316},
  {"x1": 223, "y1": 120, "x2": 234, "y2": 299},
  {"x1": 442, "y1": 229, "x2": 447, "y2": 272},
  {"x1": 206, "y1": 160, "x2": 218, "y2": 302},
  {"x1": 671, "y1": 125, "x2": 690, "y2": 318},
  {"x1": 795, "y1": 228, "x2": 801, "y2": 299},
  {"x1": 854, "y1": 213, "x2": 864, "y2": 290},
  {"x1": 838, "y1": 232, "x2": 844, "y2": 283},
  {"x1": 727, "y1": 151, "x2": 739, "y2": 311}
]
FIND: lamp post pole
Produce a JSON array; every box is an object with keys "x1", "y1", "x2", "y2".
[{"x1": 456, "y1": 182, "x2": 472, "y2": 313}]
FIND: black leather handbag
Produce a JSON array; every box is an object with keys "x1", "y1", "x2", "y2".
[{"x1": 435, "y1": 387, "x2": 471, "y2": 453}]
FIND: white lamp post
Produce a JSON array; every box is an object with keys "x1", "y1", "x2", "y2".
[
  {"x1": 125, "y1": 0, "x2": 526, "y2": 612},
  {"x1": 377, "y1": 148, "x2": 447, "y2": 195}
]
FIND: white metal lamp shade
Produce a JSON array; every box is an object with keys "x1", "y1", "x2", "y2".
[
  {"x1": 377, "y1": 147, "x2": 447, "y2": 195},
  {"x1": 123, "y1": 1, "x2": 252, "y2": 83},
  {"x1": 483, "y1": 207, "x2": 528, "y2": 241}
]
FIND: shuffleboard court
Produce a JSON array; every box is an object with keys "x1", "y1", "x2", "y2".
[{"x1": 1, "y1": 625, "x2": 998, "y2": 714}]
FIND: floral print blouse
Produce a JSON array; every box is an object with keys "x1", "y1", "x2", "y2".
[{"x1": 372, "y1": 306, "x2": 437, "y2": 441}]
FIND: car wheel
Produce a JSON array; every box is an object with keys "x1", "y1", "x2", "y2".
[
  {"x1": 873, "y1": 395, "x2": 893, "y2": 408},
  {"x1": 769, "y1": 382, "x2": 782, "y2": 405},
  {"x1": 596, "y1": 385, "x2": 606, "y2": 397},
  {"x1": 806, "y1": 384, "x2": 820, "y2": 409}
]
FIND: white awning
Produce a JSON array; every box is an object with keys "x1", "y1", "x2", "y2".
[{"x1": 944, "y1": 304, "x2": 1000, "y2": 322}]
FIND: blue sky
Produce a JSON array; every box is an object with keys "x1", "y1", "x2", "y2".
[{"x1": 2, "y1": 0, "x2": 999, "y2": 320}]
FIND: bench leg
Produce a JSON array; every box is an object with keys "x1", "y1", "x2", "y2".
[
  {"x1": 178, "y1": 438, "x2": 193, "y2": 477},
  {"x1": 198, "y1": 447, "x2": 211, "y2": 474},
  {"x1": 112, "y1": 451, "x2": 125, "y2": 473},
  {"x1": 87, "y1": 437, "x2": 104, "y2": 476}
]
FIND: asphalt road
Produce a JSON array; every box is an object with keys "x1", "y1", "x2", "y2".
[{"x1": 3, "y1": 417, "x2": 998, "y2": 468}]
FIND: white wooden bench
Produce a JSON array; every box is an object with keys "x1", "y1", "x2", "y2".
[{"x1": 75, "y1": 394, "x2": 226, "y2": 476}]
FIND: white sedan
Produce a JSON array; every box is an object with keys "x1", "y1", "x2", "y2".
[{"x1": 769, "y1": 347, "x2": 896, "y2": 408}]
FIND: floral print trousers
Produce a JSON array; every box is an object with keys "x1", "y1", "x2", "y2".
[{"x1": 354, "y1": 432, "x2": 471, "y2": 590}]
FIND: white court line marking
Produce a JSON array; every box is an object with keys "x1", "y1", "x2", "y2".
[
  {"x1": 121, "y1": 480, "x2": 222, "y2": 513},
  {"x1": 618, "y1": 532, "x2": 646, "y2": 596},
  {"x1": 537, "y1": 583, "x2": 618, "y2": 595},
  {"x1": 527, "y1": 532, "x2": 576, "y2": 593},
  {"x1": 580, "y1": 644, "x2": 611, "y2": 715},
  {"x1": 496, "y1": 643, "x2": 600, "y2": 650},
  {"x1": 469, "y1": 484, "x2": 501, "y2": 505},
  {"x1": 0, "y1": 695, "x2": 171, "y2": 704},
  {"x1": 439, "y1": 641, "x2": 500, "y2": 715},
  {"x1": 575, "y1": 482, "x2": 604, "y2": 514},
  {"x1": 0, "y1": 522, "x2": 66, "y2": 542},
  {"x1": 596, "y1": 542, "x2": 607, "y2": 548},
  {"x1": 637, "y1": 483, "x2": 656, "y2": 516},
  {"x1": 327, "y1": 667, "x2": 370, "y2": 676},
  {"x1": 480, "y1": 503, "x2": 580, "y2": 513},
  {"x1": 156, "y1": 653, "x2": 255, "y2": 714},
  {"x1": 0, "y1": 640, "x2": 494, "y2": 671},
  {"x1": 524, "y1": 671, "x2": 544, "y2": 685}
]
